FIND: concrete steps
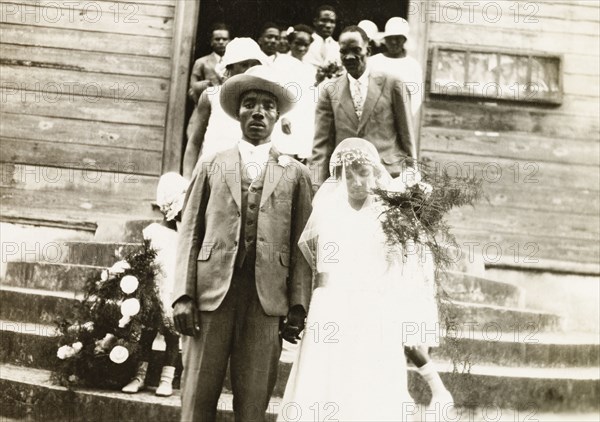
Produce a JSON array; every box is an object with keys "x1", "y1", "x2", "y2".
[
  {"x1": 59, "y1": 241, "x2": 142, "y2": 267},
  {"x1": 3, "y1": 316, "x2": 599, "y2": 372},
  {"x1": 0, "y1": 284, "x2": 561, "y2": 332},
  {"x1": 2, "y1": 361, "x2": 599, "y2": 420},
  {"x1": 2, "y1": 318, "x2": 599, "y2": 407},
  {"x1": 441, "y1": 271, "x2": 524, "y2": 308},
  {"x1": 3, "y1": 262, "x2": 524, "y2": 307},
  {"x1": 1, "y1": 216, "x2": 597, "y2": 418}
]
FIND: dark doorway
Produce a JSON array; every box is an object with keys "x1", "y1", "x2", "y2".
[
  {"x1": 194, "y1": 0, "x2": 410, "y2": 58},
  {"x1": 182, "y1": 0, "x2": 411, "y2": 163}
]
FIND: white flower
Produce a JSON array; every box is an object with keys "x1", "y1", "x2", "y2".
[
  {"x1": 120, "y1": 298, "x2": 140, "y2": 317},
  {"x1": 100, "y1": 269, "x2": 109, "y2": 282},
  {"x1": 417, "y1": 181, "x2": 433, "y2": 196},
  {"x1": 277, "y1": 155, "x2": 295, "y2": 168},
  {"x1": 156, "y1": 173, "x2": 189, "y2": 221},
  {"x1": 109, "y1": 345, "x2": 129, "y2": 364},
  {"x1": 109, "y1": 260, "x2": 130, "y2": 275},
  {"x1": 82, "y1": 321, "x2": 94, "y2": 332},
  {"x1": 387, "y1": 177, "x2": 407, "y2": 193},
  {"x1": 164, "y1": 194, "x2": 186, "y2": 221},
  {"x1": 72, "y1": 342, "x2": 83, "y2": 353},
  {"x1": 120, "y1": 275, "x2": 139, "y2": 294},
  {"x1": 57, "y1": 345, "x2": 76, "y2": 360},
  {"x1": 118, "y1": 315, "x2": 132, "y2": 328},
  {"x1": 403, "y1": 168, "x2": 422, "y2": 188},
  {"x1": 98, "y1": 333, "x2": 117, "y2": 351}
]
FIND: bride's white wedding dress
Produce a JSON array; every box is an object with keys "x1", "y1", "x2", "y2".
[{"x1": 279, "y1": 193, "x2": 438, "y2": 422}]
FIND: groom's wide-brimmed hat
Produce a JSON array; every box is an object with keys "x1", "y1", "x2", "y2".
[{"x1": 220, "y1": 65, "x2": 296, "y2": 119}]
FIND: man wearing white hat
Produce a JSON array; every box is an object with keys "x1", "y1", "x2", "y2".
[
  {"x1": 183, "y1": 38, "x2": 268, "y2": 179},
  {"x1": 173, "y1": 66, "x2": 313, "y2": 421},
  {"x1": 369, "y1": 17, "x2": 424, "y2": 117}
]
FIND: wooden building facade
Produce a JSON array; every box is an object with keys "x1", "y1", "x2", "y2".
[
  {"x1": 1, "y1": 0, "x2": 598, "y2": 270},
  {"x1": 419, "y1": 0, "x2": 599, "y2": 270}
]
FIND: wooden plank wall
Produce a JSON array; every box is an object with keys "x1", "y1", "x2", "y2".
[
  {"x1": 0, "y1": 0, "x2": 176, "y2": 176},
  {"x1": 421, "y1": 0, "x2": 600, "y2": 266}
]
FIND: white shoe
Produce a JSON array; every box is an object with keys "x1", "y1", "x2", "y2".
[
  {"x1": 155, "y1": 366, "x2": 175, "y2": 397},
  {"x1": 122, "y1": 377, "x2": 144, "y2": 393},
  {"x1": 121, "y1": 361, "x2": 148, "y2": 394}
]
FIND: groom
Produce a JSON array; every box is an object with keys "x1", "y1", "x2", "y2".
[{"x1": 172, "y1": 65, "x2": 313, "y2": 421}]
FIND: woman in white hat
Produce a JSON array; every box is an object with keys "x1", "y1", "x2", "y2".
[
  {"x1": 183, "y1": 38, "x2": 268, "y2": 179},
  {"x1": 369, "y1": 17, "x2": 424, "y2": 118}
]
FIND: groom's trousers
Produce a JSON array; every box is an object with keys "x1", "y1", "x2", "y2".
[{"x1": 180, "y1": 260, "x2": 283, "y2": 422}]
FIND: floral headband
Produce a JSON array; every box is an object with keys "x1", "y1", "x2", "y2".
[{"x1": 331, "y1": 148, "x2": 377, "y2": 169}]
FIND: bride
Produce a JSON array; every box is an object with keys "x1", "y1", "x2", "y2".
[{"x1": 278, "y1": 138, "x2": 443, "y2": 421}]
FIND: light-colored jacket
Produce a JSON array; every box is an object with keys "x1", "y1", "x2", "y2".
[
  {"x1": 173, "y1": 146, "x2": 313, "y2": 316},
  {"x1": 311, "y1": 71, "x2": 417, "y2": 185}
]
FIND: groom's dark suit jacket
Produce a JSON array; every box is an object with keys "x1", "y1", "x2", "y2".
[
  {"x1": 311, "y1": 70, "x2": 417, "y2": 185},
  {"x1": 173, "y1": 146, "x2": 313, "y2": 316}
]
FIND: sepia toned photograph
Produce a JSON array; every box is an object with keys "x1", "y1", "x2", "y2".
[{"x1": 0, "y1": 1, "x2": 599, "y2": 421}]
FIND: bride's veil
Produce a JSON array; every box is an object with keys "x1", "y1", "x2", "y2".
[{"x1": 299, "y1": 138, "x2": 392, "y2": 270}]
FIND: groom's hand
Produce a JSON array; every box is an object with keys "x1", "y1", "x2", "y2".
[
  {"x1": 173, "y1": 297, "x2": 201, "y2": 337},
  {"x1": 281, "y1": 305, "x2": 307, "y2": 344}
]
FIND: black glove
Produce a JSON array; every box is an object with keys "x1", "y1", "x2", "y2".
[
  {"x1": 173, "y1": 297, "x2": 201, "y2": 337},
  {"x1": 281, "y1": 305, "x2": 306, "y2": 344}
]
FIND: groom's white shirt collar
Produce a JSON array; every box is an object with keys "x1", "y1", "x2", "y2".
[{"x1": 238, "y1": 140, "x2": 272, "y2": 180}]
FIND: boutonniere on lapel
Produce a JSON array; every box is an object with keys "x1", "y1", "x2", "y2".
[{"x1": 277, "y1": 154, "x2": 295, "y2": 168}]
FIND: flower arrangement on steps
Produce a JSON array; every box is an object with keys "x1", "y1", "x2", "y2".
[
  {"x1": 53, "y1": 173, "x2": 189, "y2": 396},
  {"x1": 53, "y1": 240, "x2": 177, "y2": 395}
]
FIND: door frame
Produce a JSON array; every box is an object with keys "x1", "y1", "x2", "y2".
[
  {"x1": 162, "y1": 1, "x2": 430, "y2": 171},
  {"x1": 162, "y1": 0, "x2": 201, "y2": 173},
  {"x1": 407, "y1": 0, "x2": 430, "y2": 153}
]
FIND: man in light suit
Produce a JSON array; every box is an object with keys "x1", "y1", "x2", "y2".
[
  {"x1": 311, "y1": 25, "x2": 417, "y2": 186},
  {"x1": 173, "y1": 65, "x2": 313, "y2": 422}
]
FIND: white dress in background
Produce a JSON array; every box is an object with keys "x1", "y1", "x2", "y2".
[
  {"x1": 279, "y1": 194, "x2": 438, "y2": 422},
  {"x1": 198, "y1": 86, "x2": 241, "y2": 159},
  {"x1": 269, "y1": 54, "x2": 318, "y2": 159},
  {"x1": 369, "y1": 54, "x2": 424, "y2": 117},
  {"x1": 142, "y1": 223, "x2": 178, "y2": 320}
]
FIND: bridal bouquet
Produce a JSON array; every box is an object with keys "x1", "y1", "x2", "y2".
[
  {"x1": 373, "y1": 159, "x2": 484, "y2": 270},
  {"x1": 53, "y1": 241, "x2": 167, "y2": 388}
]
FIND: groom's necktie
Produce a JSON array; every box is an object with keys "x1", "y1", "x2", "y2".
[{"x1": 351, "y1": 80, "x2": 364, "y2": 119}]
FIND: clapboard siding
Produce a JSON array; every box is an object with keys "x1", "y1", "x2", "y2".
[
  {"x1": 424, "y1": 151, "x2": 599, "y2": 192},
  {"x1": 0, "y1": 43, "x2": 172, "y2": 77},
  {"x1": 424, "y1": 100, "x2": 599, "y2": 140},
  {"x1": 3, "y1": 65, "x2": 169, "y2": 102},
  {"x1": 431, "y1": 2, "x2": 600, "y2": 35},
  {"x1": 430, "y1": 24, "x2": 599, "y2": 57},
  {"x1": 422, "y1": 127, "x2": 599, "y2": 166},
  {"x1": 0, "y1": 113, "x2": 164, "y2": 151},
  {"x1": 0, "y1": 24, "x2": 172, "y2": 57},
  {"x1": 424, "y1": 1, "x2": 600, "y2": 266},
  {"x1": 432, "y1": 0, "x2": 600, "y2": 23},
  {"x1": 452, "y1": 229, "x2": 599, "y2": 265},
  {"x1": 448, "y1": 205, "x2": 599, "y2": 242},
  {"x1": 0, "y1": 0, "x2": 177, "y2": 225},
  {"x1": 18, "y1": 0, "x2": 175, "y2": 18},
  {"x1": 2, "y1": 90, "x2": 167, "y2": 126},
  {"x1": 0, "y1": 138, "x2": 162, "y2": 175},
  {"x1": 1, "y1": 2, "x2": 173, "y2": 37}
]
